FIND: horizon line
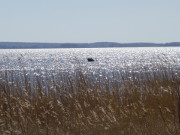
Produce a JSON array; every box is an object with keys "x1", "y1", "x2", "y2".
[{"x1": 0, "y1": 41, "x2": 180, "y2": 44}]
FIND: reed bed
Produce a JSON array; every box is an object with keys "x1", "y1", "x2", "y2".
[{"x1": 1, "y1": 63, "x2": 180, "y2": 135}]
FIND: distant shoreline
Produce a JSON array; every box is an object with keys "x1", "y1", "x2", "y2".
[{"x1": 0, "y1": 42, "x2": 180, "y2": 49}]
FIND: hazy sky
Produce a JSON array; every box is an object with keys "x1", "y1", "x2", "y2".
[{"x1": 0, "y1": 0, "x2": 180, "y2": 43}]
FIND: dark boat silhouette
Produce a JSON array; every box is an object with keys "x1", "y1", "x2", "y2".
[{"x1": 87, "y1": 58, "x2": 94, "y2": 62}]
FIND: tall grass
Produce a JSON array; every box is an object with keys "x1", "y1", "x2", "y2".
[{"x1": 0, "y1": 62, "x2": 180, "y2": 134}]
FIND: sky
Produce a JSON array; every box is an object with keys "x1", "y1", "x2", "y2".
[{"x1": 0, "y1": 0, "x2": 180, "y2": 43}]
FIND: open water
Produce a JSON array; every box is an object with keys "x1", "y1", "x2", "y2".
[
  {"x1": 0, "y1": 47, "x2": 180, "y2": 90},
  {"x1": 0, "y1": 47, "x2": 180, "y2": 72}
]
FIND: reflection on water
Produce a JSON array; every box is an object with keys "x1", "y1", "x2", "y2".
[
  {"x1": 0, "y1": 47, "x2": 180, "y2": 90},
  {"x1": 0, "y1": 47, "x2": 180, "y2": 72}
]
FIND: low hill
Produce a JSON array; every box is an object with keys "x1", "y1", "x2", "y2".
[{"x1": 0, "y1": 42, "x2": 180, "y2": 49}]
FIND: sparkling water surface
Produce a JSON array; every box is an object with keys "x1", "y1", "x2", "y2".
[
  {"x1": 1, "y1": 47, "x2": 180, "y2": 89},
  {"x1": 0, "y1": 47, "x2": 180, "y2": 73}
]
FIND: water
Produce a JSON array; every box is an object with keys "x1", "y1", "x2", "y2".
[
  {"x1": 1, "y1": 47, "x2": 180, "y2": 71},
  {"x1": 1, "y1": 47, "x2": 180, "y2": 91}
]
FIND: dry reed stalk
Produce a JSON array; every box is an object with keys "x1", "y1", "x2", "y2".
[{"x1": 0, "y1": 63, "x2": 180, "y2": 134}]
